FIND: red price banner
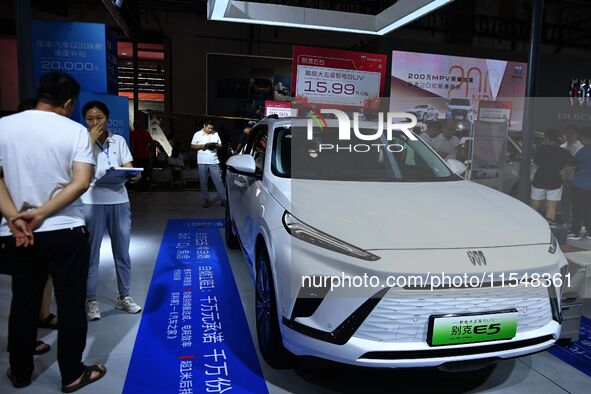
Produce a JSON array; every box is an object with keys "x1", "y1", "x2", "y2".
[
  {"x1": 264, "y1": 100, "x2": 292, "y2": 117},
  {"x1": 292, "y1": 46, "x2": 387, "y2": 109}
]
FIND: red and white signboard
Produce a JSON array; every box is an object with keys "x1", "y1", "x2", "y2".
[
  {"x1": 478, "y1": 100, "x2": 513, "y2": 124},
  {"x1": 265, "y1": 100, "x2": 292, "y2": 118},
  {"x1": 292, "y1": 46, "x2": 387, "y2": 109}
]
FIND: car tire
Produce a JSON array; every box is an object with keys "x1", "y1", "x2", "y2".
[
  {"x1": 256, "y1": 249, "x2": 292, "y2": 369},
  {"x1": 422, "y1": 113, "x2": 428, "y2": 123},
  {"x1": 225, "y1": 188, "x2": 240, "y2": 250}
]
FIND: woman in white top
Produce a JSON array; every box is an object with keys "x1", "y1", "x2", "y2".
[{"x1": 81, "y1": 101, "x2": 142, "y2": 321}]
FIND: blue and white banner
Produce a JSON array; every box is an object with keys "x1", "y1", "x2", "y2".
[
  {"x1": 31, "y1": 20, "x2": 117, "y2": 95},
  {"x1": 75, "y1": 91, "x2": 130, "y2": 146},
  {"x1": 123, "y1": 219, "x2": 269, "y2": 394},
  {"x1": 549, "y1": 316, "x2": 591, "y2": 377}
]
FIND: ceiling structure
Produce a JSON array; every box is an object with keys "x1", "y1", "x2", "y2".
[
  {"x1": 207, "y1": 0, "x2": 455, "y2": 35},
  {"x1": 242, "y1": 0, "x2": 400, "y2": 15}
]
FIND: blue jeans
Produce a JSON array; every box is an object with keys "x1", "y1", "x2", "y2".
[
  {"x1": 84, "y1": 203, "x2": 132, "y2": 300},
  {"x1": 198, "y1": 164, "x2": 226, "y2": 201}
]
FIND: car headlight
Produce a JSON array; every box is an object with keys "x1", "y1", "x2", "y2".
[
  {"x1": 282, "y1": 211, "x2": 380, "y2": 261},
  {"x1": 549, "y1": 232, "x2": 558, "y2": 254}
]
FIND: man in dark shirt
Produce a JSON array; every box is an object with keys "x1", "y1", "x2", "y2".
[
  {"x1": 531, "y1": 128, "x2": 576, "y2": 224},
  {"x1": 569, "y1": 127, "x2": 591, "y2": 239},
  {"x1": 234, "y1": 121, "x2": 256, "y2": 154}
]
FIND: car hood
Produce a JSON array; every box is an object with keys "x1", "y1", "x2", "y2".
[{"x1": 270, "y1": 179, "x2": 550, "y2": 250}]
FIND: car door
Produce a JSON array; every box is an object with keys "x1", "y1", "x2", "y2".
[
  {"x1": 230, "y1": 124, "x2": 269, "y2": 263},
  {"x1": 227, "y1": 125, "x2": 260, "y2": 245}
]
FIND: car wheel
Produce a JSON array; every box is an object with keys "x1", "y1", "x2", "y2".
[
  {"x1": 256, "y1": 249, "x2": 292, "y2": 368},
  {"x1": 224, "y1": 188, "x2": 240, "y2": 250},
  {"x1": 422, "y1": 113, "x2": 428, "y2": 123},
  {"x1": 435, "y1": 112, "x2": 439, "y2": 119}
]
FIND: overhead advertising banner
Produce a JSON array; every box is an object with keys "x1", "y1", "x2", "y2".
[
  {"x1": 389, "y1": 50, "x2": 526, "y2": 131},
  {"x1": 32, "y1": 20, "x2": 118, "y2": 95},
  {"x1": 264, "y1": 100, "x2": 292, "y2": 117},
  {"x1": 292, "y1": 46, "x2": 387, "y2": 109},
  {"x1": 74, "y1": 91, "x2": 130, "y2": 145}
]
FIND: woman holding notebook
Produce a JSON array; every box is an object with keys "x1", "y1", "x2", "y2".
[{"x1": 81, "y1": 100, "x2": 143, "y2": 321}]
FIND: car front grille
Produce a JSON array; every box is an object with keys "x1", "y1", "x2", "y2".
[{"x1": 355, "y1": 284, "x2": 552, "y2": 343}]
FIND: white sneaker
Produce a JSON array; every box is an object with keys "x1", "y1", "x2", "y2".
[
  {"x1": 567, "y1": 231, "x2": 581, "y2": 240},
  {"x1": 115, "y1": 296, "x2": 142, "y2": 314},
  {"x1": 86, "y1": 301, "x2": 101, "y2": 321}
]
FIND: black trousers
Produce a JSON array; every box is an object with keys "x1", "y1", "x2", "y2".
[
  {"x1": 571, "y1": 186, "x2": 591, "y2": 233},
  {"x1": 6, "y1": 226, "x2": 89, "y2": 386}
]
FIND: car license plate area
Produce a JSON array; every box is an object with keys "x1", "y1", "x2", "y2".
[{"x1": 428, "y1": 309, "x2": 518, "y2": 346}]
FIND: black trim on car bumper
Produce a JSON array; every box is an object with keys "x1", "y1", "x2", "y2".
[
  {"x1": 282, "y1": 288, "x2": 389, "y2": 345},
  {"x1": 290, "y1": 281, "x2": 331, "y2": 320},
  {"x1": 360, "y1": 335, "x2": 555, "y2": 360},
  {"x1": 547, "y1": 285, "x2": 563, "y2": 323}
]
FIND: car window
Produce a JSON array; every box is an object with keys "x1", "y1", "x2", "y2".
[
  {"x1": 273, "y1": 126, "x2": 458, "y2": 182},
  {"x1": 248, "y1": 125, "x2": 268, "y2": 175},
  {"x1": 450, "y1": 98, "x2": 471, "y2": 106}
]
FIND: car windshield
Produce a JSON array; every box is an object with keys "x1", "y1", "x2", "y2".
[
  {"x1": 450, "y1": 98, "x2": 471, "y2": 106},
  {"x1": 416, "y1": 105, "x2": 428, "y2": 108},
  {"x1": 272, "y1": 126, "x2": 459, "y2": 182}
]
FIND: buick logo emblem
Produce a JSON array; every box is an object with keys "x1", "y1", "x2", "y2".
[{"x1": 467, "y1": 251, "x2": 487, "y2": 266}]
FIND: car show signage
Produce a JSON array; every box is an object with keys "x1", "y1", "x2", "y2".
[
  {"x1": 123, "y1": 220, "x2": 268, "y2": 394},
  {"x1": 389, "y1": 50, "x2": 527, "y2": 131},
  {"x1": 292, "y1": 46, "x2": 387, "y2": 109},
  {"x1": 478, "y1": 100, "x2": 513, "y2": 124},
  {"x1": 32, "y1": 20, "x2": 118, "y2": 94},
  {"x1": 265, "y1": 100, "x2": 292, "y2": 117}
]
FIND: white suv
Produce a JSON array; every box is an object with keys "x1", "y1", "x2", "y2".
[{"x1": 225, "y1": 116, "x2": 565, "y2": 369}]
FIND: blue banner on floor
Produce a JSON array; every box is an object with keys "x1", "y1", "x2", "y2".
[
  {"x1": 123, "y1": 219, "x2": 269, "y2": 394},
  {"x1": 549, "y1": 316, "x2": 591, "y2": 377}
]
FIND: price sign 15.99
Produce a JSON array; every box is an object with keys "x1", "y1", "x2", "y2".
[{"x1": 295, "y1": 65, "x2": 382, "y2": 107}]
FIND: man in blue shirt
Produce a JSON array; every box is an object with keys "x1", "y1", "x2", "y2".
[{"x1": 569, "y1": 127, "x2": 591, "y2": 239}]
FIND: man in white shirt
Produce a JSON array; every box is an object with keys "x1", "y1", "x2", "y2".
[
  {"x1": 434, "y1": 122, "x2": 460, "y2": 160},
  {"x1": 561, "y1": 125, "x2": 584, "y2": 157},
  {"x1": 561, "y1": 125, "x2": 584, "y2": 225},
  {"x1": 191, "y1": 120, "x2": 226, "y2": 207},
  {"x1": 0, "y1": 72, "x2": 106, "y2": 390}
]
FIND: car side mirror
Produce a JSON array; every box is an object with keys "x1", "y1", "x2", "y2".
[
  {"x1": 447, "y1": 159, "x2": 467, "y2": 175},
  {"x1": 227, "y1": 155, "x2": 257, "y2": 176}
]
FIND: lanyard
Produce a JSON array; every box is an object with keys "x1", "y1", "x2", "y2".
[{"x1": 96, "y1": 140, "x2": 112, "y2": 167}]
